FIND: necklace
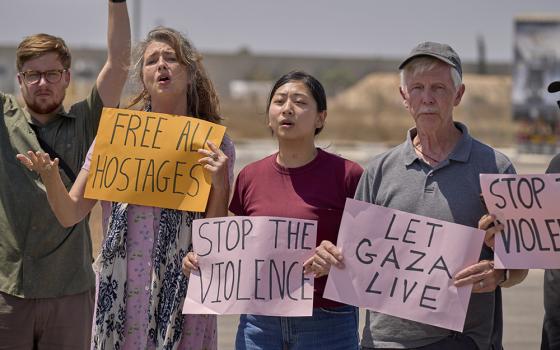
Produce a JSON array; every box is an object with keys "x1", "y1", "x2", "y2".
[{"x1": 413, "y1": 143, "x2": 441, "y2": 164}]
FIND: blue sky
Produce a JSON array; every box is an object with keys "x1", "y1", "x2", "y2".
[{"x1": 1, "y1": 0, "x2": 559, "y2": 61}]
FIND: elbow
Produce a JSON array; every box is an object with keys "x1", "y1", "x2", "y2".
[
  {"x1": 60, "y1": 221, "x2": 75, "y2": 229},
  {"x1": 59, "y1": 216, "x2": 79, "y2": 228},
  {"x1": 503, "y1": 269, "x2": 529, "y2": 288}
]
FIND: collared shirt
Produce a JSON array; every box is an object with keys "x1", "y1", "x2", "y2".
[
  {"x1": 541, "y1": 154, "x2": 560, "y2": 348},
  {"x1": 356, "y1": 122, "x2": 515, "y2": 350},
  {"x1": 0, "y1": 86, "x2": 103, "y2": 298}
]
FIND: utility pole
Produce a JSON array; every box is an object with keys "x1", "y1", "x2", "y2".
[
  {"x1": 476, "y1": 34, "x2": 487, "y2": 75},
  {"x1": 133, "y1": 0, "x2": 141, "y2": 43}
]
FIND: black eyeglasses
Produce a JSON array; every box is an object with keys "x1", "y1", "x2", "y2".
[{"x1": 19, "y1": 69, "x2": 67, "y2": 85}]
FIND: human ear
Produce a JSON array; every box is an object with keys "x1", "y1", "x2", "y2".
[
  {"x1": 316, "y1": 111, "x2": 327, "y2": 129},
  {"x1": 400, "y1": 87, "x2": 409, "y2": 109},
  {"x1": 454, "y1": 84, "x2": 466, "y2": 106}
]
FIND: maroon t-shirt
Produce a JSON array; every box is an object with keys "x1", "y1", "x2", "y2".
[{"x1": 229, "y1": 148, "x2": 363, "y2": 308}]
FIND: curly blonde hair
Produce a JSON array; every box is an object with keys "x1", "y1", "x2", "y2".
[{"x1": 128, "y1": 27, "x2": 221, "y2": 124}]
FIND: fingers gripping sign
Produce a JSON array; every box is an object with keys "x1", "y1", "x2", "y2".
[
  {"x1": 303, "y1": 240, "x2": 344, "y2": 278},
  {"x1": 453, "y1": 260, "x2": 505, "y2": 293},
  {"x1": 182, "y1": 252, "x2": 199, "y2": 276},
  {"x1": 478, "y1": 214, "x2": 504, "y2": 249}
]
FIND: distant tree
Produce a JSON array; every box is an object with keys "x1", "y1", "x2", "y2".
[
  {"x1": 245, "y1": 66, "x2": 274, "y2": 81},
  {"x1": 319, "y1": 67, "x2": 357, "y2": 96}
]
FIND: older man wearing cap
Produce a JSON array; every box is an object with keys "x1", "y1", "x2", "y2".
[
  {"x1": 541, "y1": 81, "x2": 560, "y2": 350},
  {"x1": 356, "y1": 41, "x2": 527, "y2": 349}
]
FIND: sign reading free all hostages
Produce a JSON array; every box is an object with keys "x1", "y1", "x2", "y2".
[{"x1": 84, "y1": 108, "x2": 226, "y2": 212}]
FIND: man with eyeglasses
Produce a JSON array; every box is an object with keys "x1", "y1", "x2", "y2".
[
  {"x1": 541, "y1": 80, "x2": 560, "y2": 350},
  {"x1": 0, "y1": 1, "x2": 130, "y2": 348}
]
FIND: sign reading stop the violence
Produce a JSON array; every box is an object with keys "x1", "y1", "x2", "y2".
[
  {"x1": 324, "y1": 199, "x2": 484, "y2": 331},
  {"x1": 480, "y1": 173, "x2": 560, "y2": 268},
  {"x1": 183, "y1": 216, "x2": 317, "y2": 316}
]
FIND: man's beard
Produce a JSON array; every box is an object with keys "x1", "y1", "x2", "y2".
[{"x1": 25, "y1": 93, "x2": 65, "y2": 115}]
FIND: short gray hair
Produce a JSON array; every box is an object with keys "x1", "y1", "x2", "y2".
[{"x1": 399, "y1": 56, "x2": 462, "y2": 90}]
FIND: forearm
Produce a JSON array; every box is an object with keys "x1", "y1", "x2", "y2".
[
  {"x1": 107, "y1": 1, "x2": 131, "y2": 70},
  {"x1": 41, "y1": 170, "x2": 95, "y2": 227},
  {"x1": 205, "y1": 184, "x2": 229, "y2": 218},
  {"x1": 97, "y1": 0, "x2": 131, "y2": 106}
]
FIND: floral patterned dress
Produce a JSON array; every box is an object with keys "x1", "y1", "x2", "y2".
[{"x1": 86, "y1": 138, "x2": 235, "y2": 350}]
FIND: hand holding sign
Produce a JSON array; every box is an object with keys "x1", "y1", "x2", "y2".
[
  {"x1": 454, "y1": 260, "x2": 505, "y2": 293},
  {"x1": 182, "y1": 252, "x2": 199, "y2": 276},
  {"x1": 454, "y1": 213, "x2": 505, "y2": 293},
  {"x1": 303, "y1": 240, "x2": 344, "y2": 278},
  {"x1": 183, "y1": 216, "x2": 317, "y2": 316},
  {"x1": 197, "y1": 141, "x2": 229, "y2": 189},
  {"x1": 85, "y1": 108, "x2": 226, "y2": 212},
  {"x1": 323, "y1": 198, "x2": 485, "y2": 331},
  {"x1": 478, "y1": 213, "x2": 504, "y2": 249}
]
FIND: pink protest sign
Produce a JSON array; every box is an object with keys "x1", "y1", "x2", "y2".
[
  {"x1": 183, "y1": 216, "x2": 317, "y2": 316},
  {"x1": 480, "y1": 173, "x2": 560, "y2": 268},
  {"x1": 324, "y1": 198, "x2": 484, "y2": 332}
]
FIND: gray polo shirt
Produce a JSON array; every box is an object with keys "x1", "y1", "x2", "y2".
[
  {"x1": 356, "y1": 122, "x2": 515, "y2": 350},
  {"x1": 0, "y1": 87, "x2": 102, "y2": 298},
  {"x1": 542, "y1": 154, "x2": 560, "y2": 348}
]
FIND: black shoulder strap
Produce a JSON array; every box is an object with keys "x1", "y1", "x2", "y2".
[{"x1": 30, "y1": 125, "x2": 77, "y2": 182}]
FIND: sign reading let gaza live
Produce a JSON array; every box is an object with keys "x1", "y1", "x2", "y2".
[
  {"x1": 480, "y1": 173, "x2": 560, "y2": 268},
  {"x1": 183, "y1": 216, "x2": 317, "y2": 316},
  {"x1": 324, "y1": 199, "x2": 484, "y2": 331},
  {"x1": 84, "y1": 108, "x2": 225, "y2": 212}
]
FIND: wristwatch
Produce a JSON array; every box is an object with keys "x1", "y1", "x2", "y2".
[{"x1": 498, "y1": 269, "x2": 509, "y2": 286}]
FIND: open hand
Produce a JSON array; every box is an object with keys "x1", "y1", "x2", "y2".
[{"x1": 16, "y1": 151, "x2": 59, "y2": 176}]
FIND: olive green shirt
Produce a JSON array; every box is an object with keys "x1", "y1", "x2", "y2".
[{"x1": 0, "y1": 87, "x2": 103, "y2": 298}]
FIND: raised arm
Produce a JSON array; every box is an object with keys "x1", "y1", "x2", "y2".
[
  {"x1": 96, "y1": 0, "x2": 131, "y2": 107},
  {"x1": 17, "y1": 152, "x2": 97, "y2": 227}
]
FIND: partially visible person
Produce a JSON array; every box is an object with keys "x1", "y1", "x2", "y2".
[
  {"x1": 18, "y1": 27, "x2": 234, "y2": 350},
  {"x1": 357, "y1": 41, "x2": 527, "y2": 350},
  {"x1": 541, "y1": 80, "x2": 560, "y2": 350},
  {"x1": 0, "y1": 1, "x2": 130, "y2": 349},
  {"x1": 185, "y1": 71, "x2": 363, "y2": 350}
]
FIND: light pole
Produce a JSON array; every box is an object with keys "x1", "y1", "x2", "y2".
[{"x1": 133, "y1": 0, "x2": 141, "y2": 43}]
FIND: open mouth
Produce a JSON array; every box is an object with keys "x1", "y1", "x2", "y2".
[
  {"x1": 280, "y1": 120, "x2": 294, "y2": 127},
  {"x1": 157, "y1": 76, "x2": 170, "y2": 83}
]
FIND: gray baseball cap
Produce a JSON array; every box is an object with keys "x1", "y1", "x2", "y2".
[{"x1": 399, "y1": 41, "x2": 462, "y2": 78}]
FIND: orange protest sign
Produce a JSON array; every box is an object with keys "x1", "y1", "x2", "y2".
[{"x1": 84, "y1": 108, "x2": 226, "y2": 212}]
